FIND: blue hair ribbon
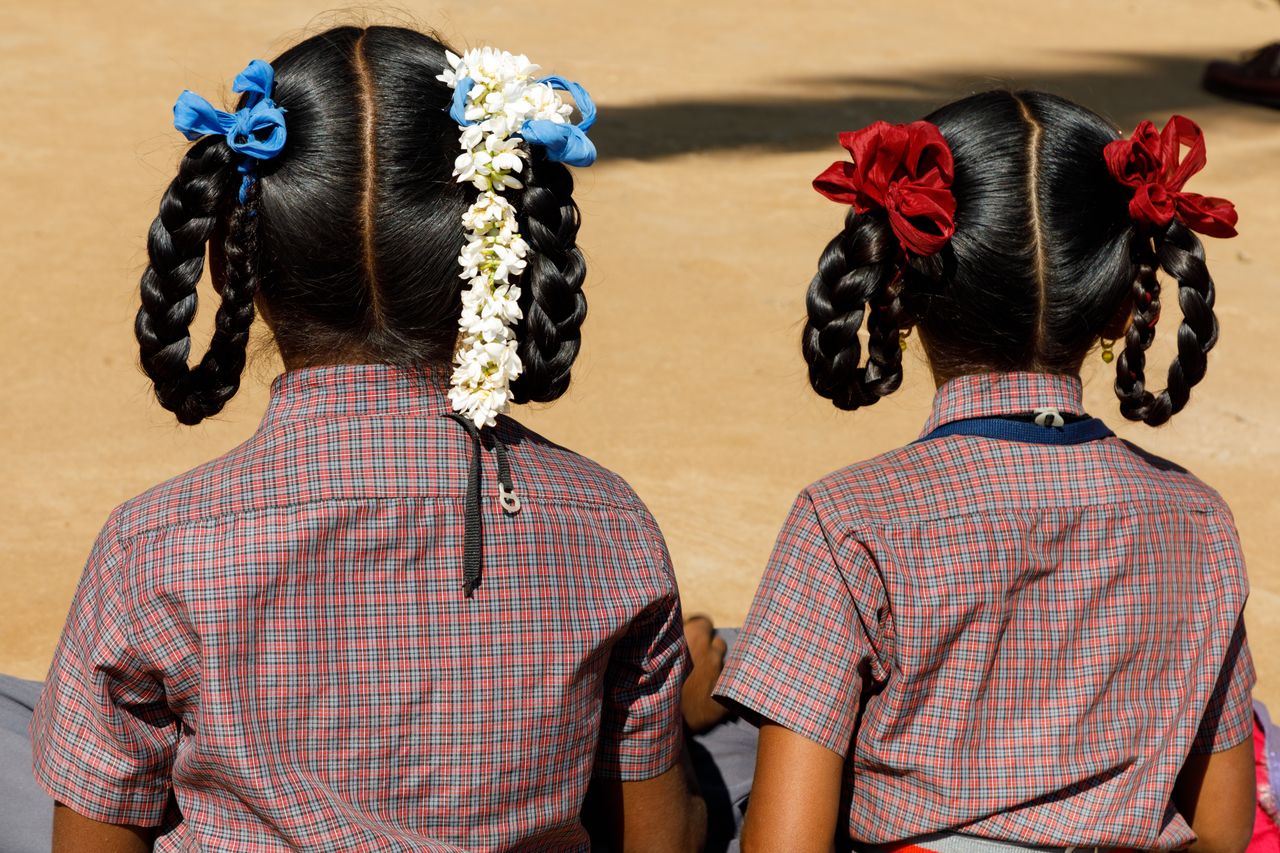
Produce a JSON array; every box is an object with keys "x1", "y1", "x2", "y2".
[
  {"x1": 448, "y1": 74, "x2": 597, "y2": 168},
  {"x1": 521, "y1": 76, "x2": 597, "y2": 167},
  {"x1": 449, "y1": 76, "x2": 476, "y2": 127},
  {"x1": 173, "y1": 59, "x2": 287, "y2": 203}
]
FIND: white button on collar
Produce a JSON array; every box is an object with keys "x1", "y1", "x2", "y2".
[{"x1": 1034, "y1": 407, "x2": 1065, "y2": 428}]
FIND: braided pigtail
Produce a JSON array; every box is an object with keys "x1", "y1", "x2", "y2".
[
  {"x1": 805, "y1": 120, "x2": 956, "y2": 410},
  {"x1": 194, "y1": 180, "x2": 262, "y2": 414},
  {"x1": 802, "y1": 211, "x2": 906, "y2": 410},
  {"x1": 138, "y1": 58, "x2": 284, "y2": 424},
  {"x1": 1113, "y1": 233, "x2": 1162, "y2": 421},
  {"x1": 437, "y1": 48, "x2": 595, "y2": 428},
  {"x1": 134, "y1": 137, "x2": 236, "y2": 425},
  {"x1": 1113, "y1": 223, "x2": 1218, "y2": 426},
  {"x1": 1104, "y1": 115, "x2": 1236, "y2": 426},
  {"x1": 509, "y1": 153, "x2": 587, "y2": 404}
]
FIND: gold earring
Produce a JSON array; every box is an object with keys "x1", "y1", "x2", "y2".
[
  {"x1": 899, "y1": 327, "x2": 913, "y2": 352},
  {"x1": 1100, "y1": 338, "x2": 1115, "y2": 364}
]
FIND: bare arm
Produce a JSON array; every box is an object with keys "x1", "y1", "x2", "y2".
[
  {"x1": 583, "y1": 613, "x2": 737, "y2": 851},
  {"x1": 1173, "y1": 738, "x2": 1256, "y2": 853},
  {"x1": 740, "y1": 722, "x2": 845, "y2": 853},
  {"x1": 585, "y1": 759, "x2": 706, "y2": 853},
  {"x1": 52, "y1": 803, "x2": 153, "y2": 853}
]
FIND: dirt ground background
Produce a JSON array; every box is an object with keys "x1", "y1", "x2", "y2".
[{"x1": 2, "y1": 0, "x2": 1278, "y2": 710}]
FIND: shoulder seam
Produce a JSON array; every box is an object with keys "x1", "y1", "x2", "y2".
[
  {"x1": 802, "y1": 493, "x2": 1220, "y2": 531},
  {"x1": 116, "y1": 492, "x2": 656, "y2": 544}
]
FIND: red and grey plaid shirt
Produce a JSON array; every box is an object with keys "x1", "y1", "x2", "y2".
[
  {"x1": 32, "y1": 364, "x2": 687, "y2": 852},
  {"x1": 716, "y1": 372, "x2": 1254, "y2": 850}
]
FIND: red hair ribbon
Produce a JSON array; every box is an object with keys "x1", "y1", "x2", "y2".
[
  {"x1": 1104, "y1": 115, "x2": 1238, "y2": 238},
  {"x1": 813, "y1": 120, "x2": 957, "y2": 256}
]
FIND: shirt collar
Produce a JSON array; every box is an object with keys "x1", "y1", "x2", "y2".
[
  {"x1": 262, "y1": 364, "x2": 452, "y2": 426},
  {"x1": 920, "y1": 372, "x2": 1086, "y2": 437}
]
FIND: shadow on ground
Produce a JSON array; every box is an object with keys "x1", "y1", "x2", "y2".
[{"x1": 594, "y1": 51, "x2": 1246, "y2": 160}]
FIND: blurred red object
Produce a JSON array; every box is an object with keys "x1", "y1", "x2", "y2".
[{"x1": 1252, "y1": 702, "x2": 1280, "y2": 853}]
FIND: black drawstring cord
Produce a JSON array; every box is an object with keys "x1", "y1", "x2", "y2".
[
  {"x1": 445, "y1": 413, "x2": 484, "y2": 597},
  {"x1": 444, "y1": 413, "x2": 520, "y2": 598}
]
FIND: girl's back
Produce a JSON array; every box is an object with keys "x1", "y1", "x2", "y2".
[
  {"x1": 30, "y1": 25, "x2": 695, "y2": 852},
  {"x1": 717, "y1": 92, "x2": 1254, "y2": 850},
  {"x1": 35, "y1": 365, "x2": 682, "y2": 849},
  {"x1": 724, "y1": 371, "x2": 1249, "y2": 845}
]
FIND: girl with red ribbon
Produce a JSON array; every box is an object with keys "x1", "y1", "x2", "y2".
[
  {"x1": 796, "y1": 107, "x2": 1237, "y2": 421},
  {"x1": 716, "y1": 91, "x2": 1252, "y2": 853}
]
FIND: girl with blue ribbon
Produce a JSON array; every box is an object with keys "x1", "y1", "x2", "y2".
[{"x1": 31, "y1": 22, "x2": 714, "y2": 853}]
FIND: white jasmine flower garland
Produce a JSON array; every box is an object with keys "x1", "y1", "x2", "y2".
[{"x1": 438, "y1": 47, "x2": 579, "y2": 428}]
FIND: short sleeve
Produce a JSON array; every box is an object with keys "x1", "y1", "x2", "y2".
[
  {"x1": 593, "y1": 522, "x2": 689, "y2": 781},
  {"x1": 1189, "y1": 615, "x2": 1256, "y2": 754},
  {"x1": 30, "y1": 516, "x2": 179, "y2": 826},
  {"x1": 714, "y1": 491, "x2": 884, "y2": 756}
]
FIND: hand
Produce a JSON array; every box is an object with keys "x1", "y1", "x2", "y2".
[{"x1": 682, "y1": 614, "x2": 730, "y2": 734}]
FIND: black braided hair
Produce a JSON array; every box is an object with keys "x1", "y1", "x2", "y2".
[
  {"x1": 804, "y1": 90, "x2": 1228, "y2": 425},
  {"x1": 510, "y1": 151, "x2": 587, "y2": 404},
  {"x1": 801, "y1": 209, "x2": 907, "y2": 410},
  {"x1": 198, "y1": 181, "x2": 262, "y2": 412},
  {"x1": 135, "y1": 136, "x2": 239, "y2": 425},
  {"x1": 138, "y1": 26, "x2": 591, "y2": 424},
  {"x1": 1114, "y1": 222, "x2": 1218, "y2": 425}
]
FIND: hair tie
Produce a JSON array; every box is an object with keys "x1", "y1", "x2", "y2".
[
  {"x1": 172, "y1": 60, "x2": 287, "y2": 204},
  {"x1": 1104, "y1": 115, "x2": 1237, "y2": 239},
  {"x1": 436, "y1": 47, "x2": 596, "y2": 429},
  {"x1": 813, "y1": 120, "x2": 957, "y2": 257}
]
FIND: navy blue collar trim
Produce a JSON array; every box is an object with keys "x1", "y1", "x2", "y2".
[{"x1": 918, "y1": 415, "x2": 1114, "y2": 446}]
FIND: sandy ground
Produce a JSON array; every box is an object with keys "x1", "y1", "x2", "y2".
[{"x1": 2, "y1": 0, "x2": 1278, "y2": 712}]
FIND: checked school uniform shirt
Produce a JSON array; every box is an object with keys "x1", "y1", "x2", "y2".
[
  {"x1": 716, "y1": 372, "x2": 1254, "y2": 850},
  {"x1": 31, "y1": 364, "x2": 688, "y2": 852}
]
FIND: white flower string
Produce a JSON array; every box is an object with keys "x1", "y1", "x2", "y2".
[{"x1": 438, "y1": 47, "x2": 580, "y2": 428}]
